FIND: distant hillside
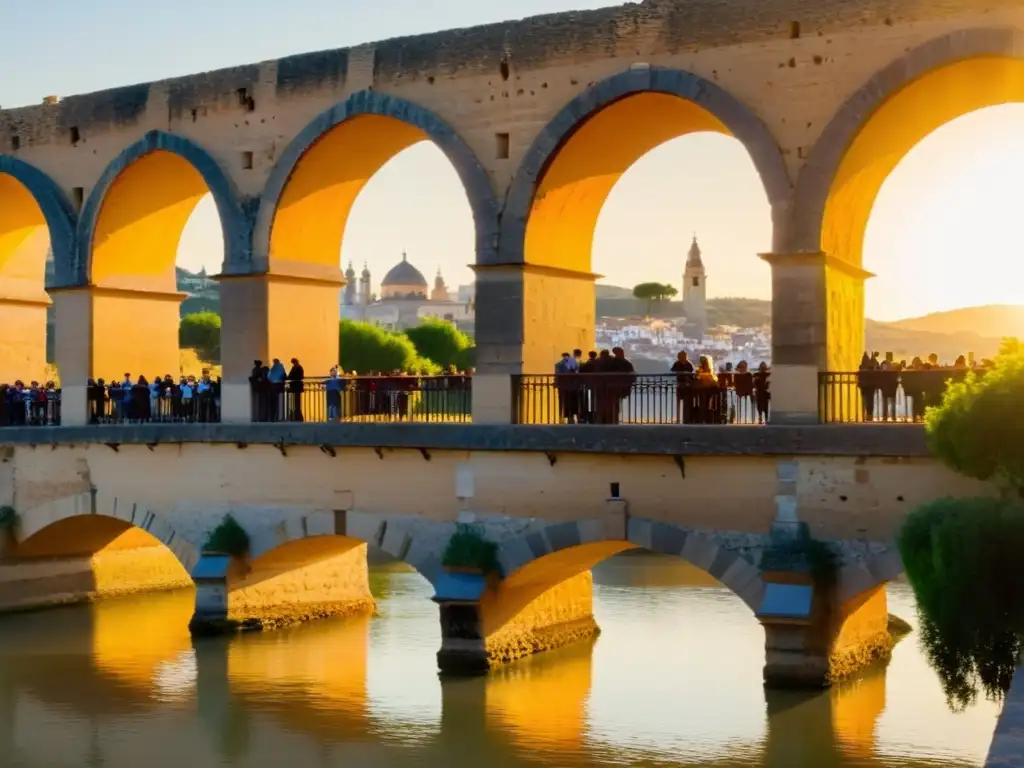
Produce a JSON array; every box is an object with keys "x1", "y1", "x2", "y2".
[{"x1": 887, "y1": 305, "x2": 1024, "y2": 340}]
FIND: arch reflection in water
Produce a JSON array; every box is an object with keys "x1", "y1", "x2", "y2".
[{"x1": 0, "y1": 555, "x2": 1001, "y2": 766}]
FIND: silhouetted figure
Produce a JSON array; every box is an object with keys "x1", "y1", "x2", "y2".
[{"x1": 287, "y1": 358, "x2": 305, "y2": 421}]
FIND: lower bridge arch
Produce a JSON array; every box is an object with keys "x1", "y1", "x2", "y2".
[
  {"x1": 493, "y1": 516, "x2": 767, "y2": 614},
  {"x1": 4, "y1": 491, "x2": 198, "y2": 611}
]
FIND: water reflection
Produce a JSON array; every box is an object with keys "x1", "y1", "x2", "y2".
[{"x1": 0, "y1": 554, "x2": 1001, "y2": 767}]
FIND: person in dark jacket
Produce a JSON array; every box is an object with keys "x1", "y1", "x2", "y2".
[{"x1": 287, "y1": 358, "x2": 305, "y2": 421}]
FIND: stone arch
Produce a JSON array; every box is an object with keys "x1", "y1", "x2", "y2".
[
  {"x1": 787, "y1": 26, "x2": 1024, "y2": 255},
  {"x1": 15, "y1": 490, "x2": 200, "y2": 574},
  {"x1": 836, "y1": 546, "x2": 904, "y2": 606},
  {"x1": 494, "y1": 516, "x2": 766, "y2": 613},
  {"x1": 253, "y1": 89, "x2": 500, "y2": 271},
  {"x1": 496, "y1": 65, "x2": 792, "y2": 267},
  {"x1": 242, "y1": 508, "x2": 444, "y2": 585},
  {"x1": 74, "y1": 129, "x2": 248, "y2": 286},
  {"x1": 0, "y1": 155, "x2": 77, "y2": 288}
]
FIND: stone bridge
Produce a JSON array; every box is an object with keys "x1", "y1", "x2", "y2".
[
  {"x1": 0, "y1": 423, "x2": 993, "y2": 687},
  {"x1": 1, "y1": 1, "x2": 1023, "y2": 423}
]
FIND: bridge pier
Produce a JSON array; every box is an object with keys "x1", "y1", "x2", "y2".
[
  {"x1": 217, "y1": 270, "x2": 343, "y2": 424},
  {"x1": 435, "y1": 570, "x2": 599, "y2": 675},
  {"x1": 759, "y1": 574, "x2": 893, "y2": 689},
  {"x1": 189, "y1": 536, "x2": 375, "y2": 634}
]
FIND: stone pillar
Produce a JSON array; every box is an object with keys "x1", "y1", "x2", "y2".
[
  {"x1": 189, "y1": 539, "x2": 375, "y2": 634},
  {"x1": 52, "y1": 286, "x2": 184, "y2": 425},
  {"x1": 473, "y1": 263, "x2": 596, "y2": 424},
  {"x1": 218, "y1": 268, "x2": 342, "y2": 423},
  {"x1": 435, "y1": 570, "x2": 599, "y2": 674},
  {"x1": 760, "y1": 252, "x2": 872, "y2": 424},
  {"x1": 758, "y1": 571, "x2": 892, "y2": 689}
]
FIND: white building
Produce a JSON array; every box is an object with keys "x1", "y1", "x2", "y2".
[{"x1": 341, "y1": 252, "x2": 474, "y2": 332}]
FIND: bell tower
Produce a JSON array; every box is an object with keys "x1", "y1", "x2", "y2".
[{"x1": 683, "y1": 234, "x2": 708, "y2": 339}]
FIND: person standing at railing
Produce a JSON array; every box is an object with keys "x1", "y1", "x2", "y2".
[
  {"x1": 754, "y1": 362, "x2": 770, "y2": 423},
  {"x1": 858, "y1": 352, "x2": 880, "y2": 422},
  {"x1": 88, "y1": 379, "x2": 105, "y2": 424},
  {"x1": 554, "y1": 352, "x2": 580, "y2": 424},
  {"x1": 878, "y1": 354, "x2": 901, "y2": 422},
  {"x1": 733, "y1": 361, "x2": 754, "y2": 423},
  {"x1": 325, "y1": 367, "x2": 345, "y2": 421},
  {"x1": 44, "y1": 381, "x2": 59, "y2": 425},
  {"x1": 606, "y1": 347, "x2": 636, "y2": 425},
  {"x1": 287, "y1": 358, "x2": 305, "y2": 422},
  {"x1": 694, "y1": 356, "x2": 719, "y2": 424},
  {"x1": 268, "y1": 359, "x2": 287, "y2": 421},
  {"x1": 197, "y1": 370, "x2": 215, "y2": 422},
  {"x1": 578, "y1": 351, "x2": 598, "y2": 423},
  {"x1": 670, "y1": 351, "x2": 695, "y2": 424}
]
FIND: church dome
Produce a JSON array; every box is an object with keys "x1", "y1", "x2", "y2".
[{"x1": 381, "y1": 252, "x2": 427, "y2": 288}]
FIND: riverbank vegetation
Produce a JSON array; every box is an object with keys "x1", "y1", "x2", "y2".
[{"x1": 898, "y1": 339, "x2": 1024, "y2": 709}]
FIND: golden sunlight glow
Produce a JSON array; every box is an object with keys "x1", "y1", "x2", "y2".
[
  {"x1": 483, "y1": 541, "x2": 635, "y2": 635},
  {"x1": 485, "y1": 641, "x2": 594, "y2": 753},
  {"x1": 270, "y1": 114, "x2": 427, "y2": 270},
  {"x1": 90, "y1": 149, "x2": 208, "y2": 292},
  {"x1": 824, "y1": 56, "x2": 1024, "y2": 270},
  {"x1": 0, "y1": 173, "x2": 49, "y2": 296},
  {"x1": 525, "y1": 92, "x2": 729, "y2": 274}
]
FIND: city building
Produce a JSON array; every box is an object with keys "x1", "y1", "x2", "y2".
[{"x1": 341, "y1": 251, "x2": 474, "y2": 332}]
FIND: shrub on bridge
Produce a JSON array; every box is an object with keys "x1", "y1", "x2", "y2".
[
  {"x1": 203, "y1": 515, "x2": 250, "y2": 558},
  {"x1": 897, "y1": 339, "x2": 1024, "y2": 709},
  {"x1": 442, "y1": 523, "x2": 499, "y2": 574}
]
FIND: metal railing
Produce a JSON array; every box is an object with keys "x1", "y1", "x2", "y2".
[
  {"x1": 251, "y1": 375, "x2": 472, "y2": 423},
  {"x1": 88, "y1": 383, "x2": 222, "y2": 424},
  {"x1": 818, "y1": 369, "x2": 976, "y2": 423},
  {"x1": 511, "y1": 372, "x2": 770, "y2": 425}
]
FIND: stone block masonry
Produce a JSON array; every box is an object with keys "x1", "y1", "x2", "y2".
[{"x1": 190, "y1": 538, "x2": 376, "y2": 634}]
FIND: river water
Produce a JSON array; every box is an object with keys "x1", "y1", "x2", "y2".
[{"x1": 0, "y1": 553, "x2": 1000, "y2": 767}]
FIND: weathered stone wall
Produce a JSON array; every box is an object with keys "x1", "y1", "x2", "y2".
[
  {"x1": 3, "y1": 0, "x2": 1022, "y2": 208},
  {"x1": 0, "y1": 432, "x2": 991, "y2": 604}
]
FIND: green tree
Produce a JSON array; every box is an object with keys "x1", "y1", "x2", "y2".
[
  {"x1": 926, "y1": 339, "x2": 1024, "y2": 496},
  {"x1": 339, "y1": 320, "x2": 420, "y2": 374},
  {"x1": 179, "y1": 311, "x2": 221, "y2": 363},
  {"x1": 632, "y1": 282, "x2": 678, "y2": 317},
  {"x1": 405, "y1": 318, "x2": 472, "y2": 370},
  {"x1": 898, "y1": 339, "x2": 1024, "y2": 709}
]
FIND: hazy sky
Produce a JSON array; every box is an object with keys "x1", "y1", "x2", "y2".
[{"x1": 2, "y1": 0, "x2": 1022, "y2": 321}]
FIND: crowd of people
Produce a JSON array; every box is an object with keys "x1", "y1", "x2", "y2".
[
  {"x1": 0, "y1": 380, "x2": 60, "y2": 426},
  {"x1": 550, "y1": 348, "x2": 771, "y2": 425},
  {"x1": 249, "y1": 359, "x2": 473, "y2": 422},
  {"x1": 0, "y1": 348, "x2": 986, "y2": 428},
  {"x1": 86, "y1": 372, "x2": 222, "y2": 424},
  {"x1": 853, "y1": 351, "x2": 989, "y2": 421}
]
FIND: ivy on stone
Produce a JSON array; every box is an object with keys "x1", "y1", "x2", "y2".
[
  {"x1": 0, "y1": 506, "x2": 18, "y2": 533},
  {"x1": 442, "y1": 523, "x2": 499, "y2": 574},
  {"x1": 203, "y1": 514, "x2": 250, "y2": 558}
]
